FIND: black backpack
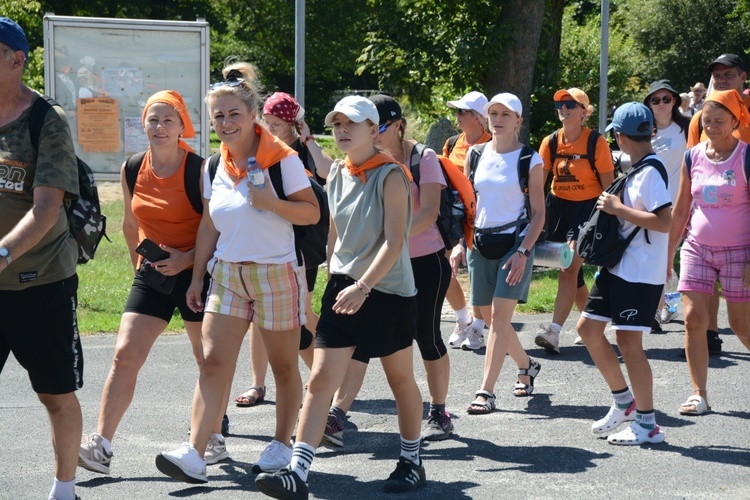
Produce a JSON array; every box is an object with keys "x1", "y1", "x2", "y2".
[
  {"x1": 547, "y1": 129, "x2": 603, "y2": 186},
  {"x1": 28, "y1": 96, "x2": 108, "y2": 264},
  {"x1": 207, "y1": 154, "x2": 329, "y2": 268},
  {"x1": 124, "y1": 150, "x2": 205, "y2": 214},
  {"x1": 576, "y1": 158, "x2": 668, "y2": 268}
]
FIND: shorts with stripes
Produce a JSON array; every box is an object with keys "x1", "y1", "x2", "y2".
[
  {"x1": 205, "y1": 258, "x2": 306, "y2": 331},
  {"x1": 679, "y1": 238, "x2": 750, "y2": 302}
]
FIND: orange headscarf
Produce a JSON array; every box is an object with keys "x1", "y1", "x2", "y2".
[
  {"x1": 705, "y1": 89, "x2": 750, "y2": 128},
  {"x1": 344, "y1": 152, "x2": 413, "y2": 183},
  {"x1": 143, "y1": 90, "x2": 196, "y2": 153},
  {"x1": 221, "y1": 124, "x2": 298, "y2": 186}
]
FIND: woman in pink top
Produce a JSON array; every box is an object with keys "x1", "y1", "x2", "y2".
[{"x1": 668, "y1": 89, "x2": 750, "y2": 416}]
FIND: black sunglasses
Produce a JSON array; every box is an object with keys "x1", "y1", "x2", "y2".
[
  {"x1": 650, "y1": 95, "x2": 673, "y2": 106},
  {"x1": 554, "y1": 100, "x2": 581, "y2": 110},
  {"x1": 210, "y1": 69, "x2": 246, "y2": 90},
  {"x1": 456, "y1": 108, "x2": 471, "y2": 115}
]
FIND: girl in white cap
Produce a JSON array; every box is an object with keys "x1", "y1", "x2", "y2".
[{"x1": 255, "y1": 95, "x2": 426, "y2": 498}]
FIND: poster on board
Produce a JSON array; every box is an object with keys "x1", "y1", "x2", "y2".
[{"x1": 44, "y1": 15, "x2": 209, "y2": 179}]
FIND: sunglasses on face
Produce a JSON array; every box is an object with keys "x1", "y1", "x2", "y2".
[
  {"x1": 554, "y1": 100, "x2": 581, "y2": 110},
  {"x1": 455, "y1": 108, "x2": 471, "y2": 116},
  {"x1": 379, "y1": 121, "x2": 394, "y2": 134},
  {"x1": 650, "y1": 95, "x2": 673, "y2": 106}
]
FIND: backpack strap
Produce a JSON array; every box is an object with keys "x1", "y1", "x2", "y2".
[
  {"x1": 547, "y1": 130, "x2": 558, "y2": 161},
  {"x1": 517, "y1": 145, "x2": 534, "y2": 216},
  {"x1": 124, "y1": 152, "x2": 147, "y2": 198},
  {"x1": 409, "y1": 143, "x2": 426, "y2": 186},
  {"x1": 467, "y1": 142, "x2": 488, "y2": 188},
  {"x1": 446, "y1": 134, "x2": 459, "y2": 156},
  {"x1": 684, "y1": 149, "x2": 693, "y2": 177},
  {"x1": 745, "y1": 143, "x2": 750, "y2": 184},
  {"x1": 207, "y1": 153, "x2": 221, "y2": 183},
  {"x1": 28, "y1": 95, "x2": 56, "y2": 151},
  {"x1": 587, "y1": 130, "x2": 602, "y2": 187},
  {"x1": 184, "y1": 152, "x2": 204, "y2": 214}
]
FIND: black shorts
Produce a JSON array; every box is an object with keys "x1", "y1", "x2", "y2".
[
  {"x1": 316, "y1": 275, "x2": 416, "y2": 359},
  {"x1": 124, "y1": 269, "x2": 210, "y2": 323},
  {"x1": 0, "y1": 275, "x2": 83, "y2": 394},
  {"x1": 582, "y1": 268, "x2": 663, "y2": 331},
  {"x1": 546, "y1": 195, "x2": 598, "y2": 243}
]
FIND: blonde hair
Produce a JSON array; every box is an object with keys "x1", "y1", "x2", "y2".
[{"x1": 205, "y1": 61, "x2": 265, "y2": 115}]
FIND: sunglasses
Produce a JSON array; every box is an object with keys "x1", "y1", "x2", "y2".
[
  {"x1": 455, "y1": 108, "x2": 471, "y2": 116},
  {"x1": 379, "y1": 121, "x2": 394, "y2": 134},
  {"x1": 210, "y1": 69, "x2": 246, "y2": 90},
  {"x1": 650, "y1": 95, "x2": 673, "y2": 106},
  {"x1": 554, "y1": 100, "x2": 581, "y2": 110}
]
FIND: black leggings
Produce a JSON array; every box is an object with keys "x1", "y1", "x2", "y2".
[{"x1": 411, "y1": 251, "x2": 451, "y2": 361}]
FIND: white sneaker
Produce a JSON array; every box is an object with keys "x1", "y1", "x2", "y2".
[
  {"x1": 592, "y1": 400, "x2": 636, "y2": 434},
  {"x1": 460, "y1": 326, "x2": 485, "y2": 350},
  {"x1": 448, "y1": 319, "x2": 472, "y2": 348},
  {"x1": 607, "y1": 422, "x2": 665, "y2": 445},
  {"x1": 78, "y1": 433, "x2": 113, "y2": 474},
  {"x1": 534, "y1": 325, "x2": 561, "y2": 354},
  {"x1": 205, "y1": 434, "x2": 229, "y2": 465},
  {"x1": 660, "y1": 305, "x2": 679, "y2": 324},
  {"x1": 155, "y1": 442, "x2": 207, "y2": 483},
  {"x1": 251, "y1": 439, "x2": 292, "y2": 473}
]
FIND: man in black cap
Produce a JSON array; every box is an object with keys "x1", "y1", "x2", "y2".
[{"x1": 0, "y1": 17, "x2": 83, "y2": 500}]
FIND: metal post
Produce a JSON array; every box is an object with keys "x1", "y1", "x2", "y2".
[
  {"x1": 295, "y1": 0, "x2": 305, "y2": 107},
  {"x1": 599, "y1": 0, "x2": 609, "y2": 131}
]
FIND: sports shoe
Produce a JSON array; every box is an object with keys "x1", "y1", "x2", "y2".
[
  {"x1": 592, "y1": 400, "x2": 636, "y2": 435},
  {"x1": 573, "y1": 335, "x2": 584, "y2": 345},
  {"x1": 155, "y1": 442, "x2": 207, "y2": 484},
  {"x1": 252, "y1": 439, "x2": 293, "y2": 473},
  {"x1": 660, "y1": 305, "x2": 679, "y2": 324},
  {"x1": 205, "y1": 434, "x2": 229, "y2": 465},
  {"x1": 421, "y1": 410, "x2": 454, "y2": 441},
  {"x1": 535, "y1": 325, "x2": 560, "y2": 354},
  {"x1": 448, "y1": 319, "x2": 472, "y2": 348},
  {"x1": 607, "y1": 422, "x2": 665, "y2": 445},
  {"x1": 651, "y1": 313, "x2": 663, "y2": 333},
  {"x1": 321, "y1": 409, "x2": 345, "y2": 449},
  {"x1": 221, "y1": 414, "x2": 230, "y2": 436},
  {"x1": 679, "y1": 330, "x2": 723, "y2": 358},
  {"x1": 255, "y1": 467, "x2": 309, "y2": 499},
  {"x1": 383, "y1": 457, "x2": 426, "y2": 493},
  {"x1": 460, "y1": 326, "x2": 484, "y2": 350},
  {"x1": 78, "y1": 433, "x2": 113, "y2": 475}
]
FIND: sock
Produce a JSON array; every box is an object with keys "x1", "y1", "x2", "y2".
[
  {"x1": 635, "y1": 410, "x2": 656, "y2": 430},
  {"x1": 455, "y1": 307, "x2": 471, "y2": 325},
  {"x1": 100, "y1": 436, "x2": 112, "y2": 454},
  {"x1": 429, "y1": 403, "x2": 446, "y2": 415},
  {"x1": 290, "y1": 441, "x2": 316, "y2": 483},
  {"x1": 612, "y1": 387, "x2": 634, "y2": 409},
  {"x1": 212, "y1": 432, "x2": 224, "y2": 442},
  {"x1": 49, "y1": 478, "x2": 76, "y2": 500},
  {"x1": 549, "y1": 323, "x2": 562, "y2": 333},
  {"x1": 330, "y1": 405, "x2": 347, "y2": 422},
  {"x1": 471, "y1": 318, "x2": 485, "y2": 333},
  {"x1": 400, "y1": 435, "x2": 421, "y2": 465}
]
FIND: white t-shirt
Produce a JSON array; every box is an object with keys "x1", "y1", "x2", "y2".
[
  {"x1": 473, "y1": 145, "x2": 543, "y2": 233},
  {"x1": 205, "y1": 155, "x2": 310, "y2": 264},
  {"x1": 651, "y1": 121, "x2": 686, "y2": 203},
  {"x1": 610, "y1": 155, "x2": 672, "y2": 285}
]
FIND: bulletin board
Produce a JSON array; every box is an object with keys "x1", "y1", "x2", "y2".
[{"x1": 43, "y1": 15, "x2": 210, "y2": 179}]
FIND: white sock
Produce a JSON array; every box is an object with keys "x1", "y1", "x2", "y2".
[
  {"x1": 212, "y1": 432, "x2": 224, "y2": 442},
  {"x1": 471, "y1": 318, "x2": 485, "y2": 332},
  {"x1": 49, "y1": 477, "x2": 76, "y2": 500},
  {"x1": 100, "y1": 436, "x2": 112, "y2": 454},
  {"x1": 400, "y1": 435, "x2": 421, "y2": 465},
  {"x1": 290, "y1": 441, "x2": 315, "y2": 483},
  {"x1": 455, "y1": 307, "x2": 471, "y2": 325},
  {"x1": 550, "y1": 323, "x2": 562, "y2": 333}
]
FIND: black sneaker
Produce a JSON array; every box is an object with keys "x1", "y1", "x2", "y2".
[
  {"x1": 383, "y1": 457, "x2": 426, "y2": 493},
  {"x1": 255, "y1": 468, "x2": 308, "y2": 499},
  {"x1": 221, "y1": 414, "x2": 230, "y2": 437},
  {"x1": 679, "y1": 330, "x2": 723, "y2": 358},
  {"x1": 421, "y1": 410, "x2": 454, "y2": 441}
]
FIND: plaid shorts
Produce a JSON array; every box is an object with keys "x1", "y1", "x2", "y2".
[
  {"x1": 679, "y1": 238, "x2": 750, "y2": 302},
  {"x1": 206, "y1": 258, "x2": 306, "y2": 331}
]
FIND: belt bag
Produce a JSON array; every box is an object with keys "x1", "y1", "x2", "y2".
[
  {"x1": 136, "y1": 262, "x2": 178, "y2": 295},
  {"x1": 473, "y1": 218, "x2": 527, "y2": 260}
]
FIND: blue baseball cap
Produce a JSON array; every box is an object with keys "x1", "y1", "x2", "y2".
[
  {"x1": 0, "y1": 17, "x2": 29, "y2": 59},
  {"x1": 605, "y1": 102, "x2": 653, "y2": 137}
]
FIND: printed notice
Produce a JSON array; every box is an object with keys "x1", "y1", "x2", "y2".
[{"x1": 77, "y1": 97, "x2": 120, "y2": 152}]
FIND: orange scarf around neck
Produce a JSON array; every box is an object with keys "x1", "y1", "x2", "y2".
[
  {"x1": 344, "y1": 152, "x2": 413, "y2": 183},
  {"x1": 221, "y1": 124, "x2": 298, "y2": 185}
]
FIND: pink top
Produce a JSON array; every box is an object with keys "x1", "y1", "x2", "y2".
[
  {"x1": 686, "y1": 141, "x2": 750, "y2": 247},
  {"x1": 409, "y1": 147, "x2": 447, "y2": 258}
]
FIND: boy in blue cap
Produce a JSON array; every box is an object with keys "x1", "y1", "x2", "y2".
[{"x1": 576, "y1": 102, "x2": 672, "y2": 445}]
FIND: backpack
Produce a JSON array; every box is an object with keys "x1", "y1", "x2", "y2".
[
  {"x1": 409, "y1": 144, "x2": 477, "y2": 250},
  {"x1": 576, "y1": 158, "x2": 668, "y2": 268},
  {"x1": 445, "y1": 134, "x2": 460, "y2": 156},
  {"x1": 124, "y1": 150, "x2": 205, "y2": 214},
  {"x1": 683, "y1": 145, "x2": 750, "y2": 179},
  {"x1": 28, "y1": 96, "x2": 108, "y2": 264},
  {"x1": 547, "y1": 129, "x2": 603, "y2": 186},
  {"x1": 207, "y1": 154, "x2": 330, "y2": 268}
]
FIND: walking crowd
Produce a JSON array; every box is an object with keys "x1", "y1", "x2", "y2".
[{"x1": 1, "y1": 16, "x2": 749, "y2": 500}]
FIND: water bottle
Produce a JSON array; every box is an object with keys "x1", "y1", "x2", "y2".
[
  {"x1": 247, "y1": 156, "x2": 264, "y2": 188},
  {"x1": 664, "y1": 269, "x2": 680, "y2": 314}
]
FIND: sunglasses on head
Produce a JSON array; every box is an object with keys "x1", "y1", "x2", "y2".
[
  {"x1": 554, "y1": 100, "x2": 581, "y2": 110},
  {"x1": 379, "y1": 121, "x2": 395, "y2": 134},
  {"x1": 210, "y1": 69, "x2": 246, "y2": 90},
  {"x1": 650, "y1": 95, "x2": 673, "y2": 106}
]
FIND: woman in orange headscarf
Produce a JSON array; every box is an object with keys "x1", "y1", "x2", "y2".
[
  {"x1": 668, "y1": 89, "x2": 750, "y2": 416},
  {"x1": 78, "y1": 90, "x2": 223, "y2": 475}
]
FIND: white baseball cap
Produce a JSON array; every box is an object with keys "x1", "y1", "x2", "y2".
[
  {"x1": 447, "y1": 91, "x2": 489, "y2": 117},
  {"x1": 484, "y1": 93, "x2": 523, "y2": 116},
  {"x1": 325, "y1": 95, "x2": 380, "y2": 126}
]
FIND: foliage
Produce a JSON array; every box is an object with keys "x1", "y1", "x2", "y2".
[{"x1": 2, "y1": 1, "x2": 45, "y2": 90}]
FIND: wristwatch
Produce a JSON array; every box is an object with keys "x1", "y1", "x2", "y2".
[
  {"x1": 0, "y1": 247, "x2": 11, "y2": 266},
  {"x1": 517, "y1": 246, "x2": 530, "y2": 257}
]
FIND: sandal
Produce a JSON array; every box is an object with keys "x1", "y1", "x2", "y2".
[
  {"x1": 513, "y1": 357, "x2": 541, "y2": 397},
  {"x1": 234, "y1": 385, "x2": 266, "y2": 407},
  {"x1": 678, "y1": 395, "x2": 711, "y2": 415},
  {"x1": 467, "y1": 390, "x2": 496, "y2": 415}
]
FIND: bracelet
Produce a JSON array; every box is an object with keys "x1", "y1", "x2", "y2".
[
  {"x1": 354, "y1": 280, "x2": 370, "y2": 297},
  {"x1": 272, "y1": 199, "x2": 278, "y2": 213},
  {"x1": 304, "y1": 135, "x2": 315, "y2": 144}
]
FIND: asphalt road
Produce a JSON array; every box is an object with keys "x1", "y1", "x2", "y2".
[{"x1": 1, "y1": 305, "x2": 749, "y2": 499}]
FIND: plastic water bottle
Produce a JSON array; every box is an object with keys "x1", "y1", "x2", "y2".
[
  {"x1": 664, "y1": 270, "x2": 680, "y2": 314},
  {"x1": 247, "y1": 156, "x2": 264, "y2": 188}
]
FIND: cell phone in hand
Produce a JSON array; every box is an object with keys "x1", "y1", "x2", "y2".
[{"x1": 135, "y1": 238, "x2": 170, "y2": 263}]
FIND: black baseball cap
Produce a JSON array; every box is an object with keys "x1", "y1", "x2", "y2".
[
  {"x1": 369, "y1": 94, "x2": 402, "y2": 126},
  {"x1": 708, "y1": 53, "x2": 747, "y2": 73}
]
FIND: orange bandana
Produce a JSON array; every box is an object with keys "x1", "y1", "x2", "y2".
[
  {"x1": 705, "y1": 89, "x2": 750, "y2": 128},
  {"x1": 221, "y1": 124, "x2": 298, "y2": 186},
  {"x1": 344, "y1": 152, "x2": 413, "y2": 183},
  {"x1": 143, "y1": 90, "x2": 196, "y2": 153}
]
